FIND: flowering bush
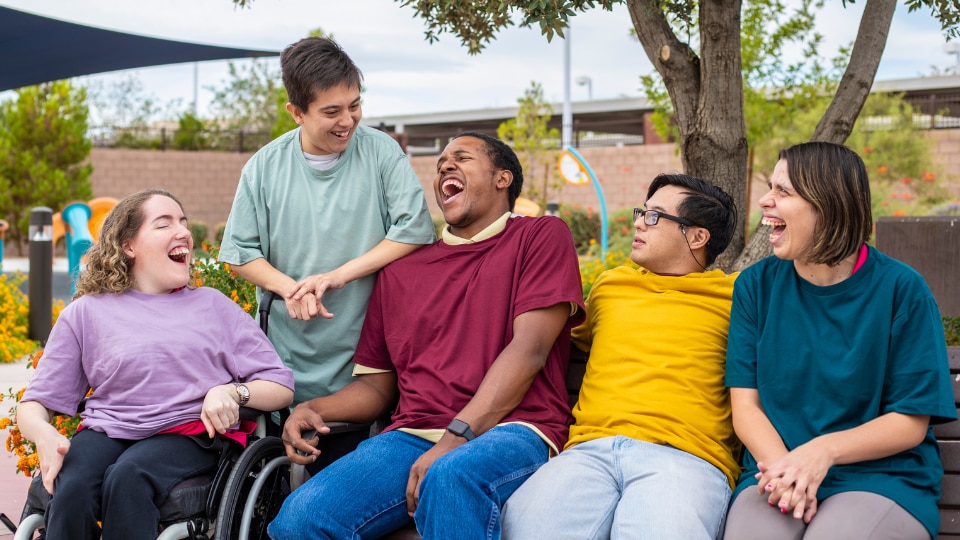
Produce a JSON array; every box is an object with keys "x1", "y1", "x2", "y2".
[
  {"x1": 0, "y1": 273, "x2": 35, "y2": 364},
  {"x1": 191, "y1": 241, "x2": 257, "y2": 317}
]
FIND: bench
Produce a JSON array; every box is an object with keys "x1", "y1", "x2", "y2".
[{"x1": 936, "y1": 346, "x2": 960, "y2": 539}]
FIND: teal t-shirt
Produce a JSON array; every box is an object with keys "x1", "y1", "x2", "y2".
[
  {"x1": 726, "y1": 246, "x2": 956, "y2": 538},
  {"x1": 219, "y1": 125, "x2": 436, "y2": 404}
]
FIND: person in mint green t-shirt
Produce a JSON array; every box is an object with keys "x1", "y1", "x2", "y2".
[
  {"x1": 219, "y1": 37, "x2": 435, "y2": 406},
  {"x1": 724, "y1": 142, "x2": 956, "y2": 540}
]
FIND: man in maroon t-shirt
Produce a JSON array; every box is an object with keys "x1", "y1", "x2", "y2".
[{"x1": 269, "y1": 132, "x2": 585, "y2": 540}]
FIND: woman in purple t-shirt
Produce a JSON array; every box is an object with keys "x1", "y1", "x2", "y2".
[{"x1": 16, "y1": 189, "x2": 294, "y2": 540}]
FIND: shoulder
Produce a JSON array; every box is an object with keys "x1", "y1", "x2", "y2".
[
  {"x1": 244, "y1": 129, "x2": 298, "y2": 170},
  {"x1": 508, "y1": 215, "x2": 571, "y2": 240},
  {"x1": 866, "y1": 246, "x2": 934, "y2": 298},
  {"x1": 352, "y1": 125, "x2": 405, "y2": 155}
]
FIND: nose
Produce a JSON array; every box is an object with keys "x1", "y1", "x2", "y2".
[{"x1": 758, "y1": 189, "x2": 774, "y2": 209}]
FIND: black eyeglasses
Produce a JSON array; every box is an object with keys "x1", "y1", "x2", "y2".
[{"x1": 633, "y1": 207, "x2": 699, "y2": 228}]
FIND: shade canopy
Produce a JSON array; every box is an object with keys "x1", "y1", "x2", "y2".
[{"x1": 0, "y1": 6, "x2": 280, "y2": 92}]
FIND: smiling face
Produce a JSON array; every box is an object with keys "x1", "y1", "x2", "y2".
[
  {"x1": 434, "y1": 136, "x2": 513, "y2": 239},
  {"x1": 760, "y1": 159, "x2": 819, "y2": 262},
  {"x1": 286, "y1": 83, "x2": 361, "y2": 156},
  {"x1": 122, "y1": 195, "x2": 194, "y2": 294},
  {"x1": 631, "y1": 184, "x2": 705, "y2": 274}
]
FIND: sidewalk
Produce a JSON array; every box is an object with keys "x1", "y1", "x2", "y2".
[{"x1": 0, "y1": 359, "x2": 35, "y2": 536}]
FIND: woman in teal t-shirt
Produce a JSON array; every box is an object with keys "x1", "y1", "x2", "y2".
[{"x1": 724, "y1": 142, "x2": 956, "y2": 539}]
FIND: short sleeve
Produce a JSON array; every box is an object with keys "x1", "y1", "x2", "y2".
[{"x1": 725, "y1": 266, "x2": 761, "y2": 389}]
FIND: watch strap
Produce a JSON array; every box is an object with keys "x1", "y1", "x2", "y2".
[{"x1": 446, "y1": 418, "x2": 475, "y2": 441}]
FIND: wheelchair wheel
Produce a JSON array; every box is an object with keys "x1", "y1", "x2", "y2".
[{"x1": 214, "y1": 436, "x2": 290, "y2": 540}]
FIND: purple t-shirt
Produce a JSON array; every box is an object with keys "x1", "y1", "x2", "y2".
[
  {"x1": 354, "y1": 216, "x2": 585, "y2": 450},
  {"x1": 22, "y1": 287, "x2": 294, "y2": 440}
]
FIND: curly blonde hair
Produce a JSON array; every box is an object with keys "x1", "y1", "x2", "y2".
[{"x1": 74, "y1": 189, "x2": 185, "y2": 299}]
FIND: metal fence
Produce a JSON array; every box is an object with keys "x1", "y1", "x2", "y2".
[{"x1": 89, "y1": 126, "x2": 273, "y2": 153}]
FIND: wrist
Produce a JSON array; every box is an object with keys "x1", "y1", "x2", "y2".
[{"x1": 234, "y1": 383, "x2": 250, "y2": 407}]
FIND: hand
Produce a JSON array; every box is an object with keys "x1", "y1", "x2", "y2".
[
  {"x1": 284, "y1": 291, "x2": 320, "y2": 321},
  {"x1": 281, "y1": 402, "x2": 331, "y2": 465},
  {"x1": 755, "y1": 440, "x2": 832, "y2": 522},
  {"x1": 286, "y1": 271, "x2": 347, "y2": 320},
  {"x1": 405, "y1": 435, "x2": 465, "y2": 516},
  {"x1": 200, "y1": 384, "x2": 241, "y2": 437},
  {"x1": 37, "y1": 433, "x2": 70, "y2": 495}
]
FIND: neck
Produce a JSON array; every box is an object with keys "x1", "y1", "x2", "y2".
[{"x1": 793, "y1": 253, "x2": 859, "y2": 286}]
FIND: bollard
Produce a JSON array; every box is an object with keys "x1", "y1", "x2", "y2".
[
  {"x1": 0, "y1": 219, "x2": 8, "y2": 272},
  {"x1": 29, "y1": 207, "x2": 53, "y2": 345},
  {"x1": 545, "y1": 201, "x2": 560, "y2": 217}
]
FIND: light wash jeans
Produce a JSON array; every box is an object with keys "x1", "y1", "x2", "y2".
[
  {"x1": 501, "y1": 436, "x2": 732, "y2": 540},
  {"x1": 268, "y1": 423, "x2": 549, "y2": 540}
]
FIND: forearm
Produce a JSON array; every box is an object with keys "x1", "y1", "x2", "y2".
[
  {"x1": 233, "y1": 258, "x2": 297, "y2": 297},
  {"x1": 300, "y1": 373, "x2": 397, "y2": 424},
  {"x1": 730, "y1": 388, "x2": 790, "y2": 465},
  {"x1": 810, "y1": 412, "x2": 929, "y2": 465},
  {"x1": 455, "y1": 304, "x2": 569, "y2": 435},
  {"x1": 243, "y1": 380, "x2": 294, "y2": 412},
  {"x1": 333, "y1": 239, "x2": 423, "y2": 284},
  {"x1": 16, "y1": 401, "x2": 59, "y2": 446}
]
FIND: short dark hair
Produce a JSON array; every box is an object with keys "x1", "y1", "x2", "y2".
[
  {"x1": 451, "y1": 131, "x2": 524, "y2": 210},
  {"x1": 280, "y1": 37, "x2": 363, "y2": 112},
  {"x1": 646, "y1": 173, "x2": 737, "y2": 267},
  {"x1": 778, "y1": 141, "x2": 872, "y2": 266}
]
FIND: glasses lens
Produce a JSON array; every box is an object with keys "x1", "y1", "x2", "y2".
[
  {"x1": 645, "y1": 211, "x2": 659, "y2": 226},
  {"x1": 633, "y1": 208, "x2": 641, "y2": 222}
]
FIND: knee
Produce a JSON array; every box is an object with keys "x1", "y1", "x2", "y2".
[
  {"x1": 420, "y1": 456, "x2": 476, "y2": 495},
  {"x1": 101, "y1": 461, "x2": 149, "y2": 496}
]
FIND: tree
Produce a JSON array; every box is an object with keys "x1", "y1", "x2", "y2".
[
  {"x1": 0, "y1": 81, "x2": 93, "y2": 253},
  {"x1": 497, "y1": 81, "x2": 562, "y2": 209}
]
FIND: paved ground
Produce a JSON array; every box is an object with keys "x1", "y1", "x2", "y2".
[{"x1": 0, "y1": 258, "x2": 69, "y2": 535}]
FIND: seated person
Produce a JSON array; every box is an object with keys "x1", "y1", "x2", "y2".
[
  {"x1": 503, "y1": 173, "x2": 740, "y2": 539},
  {"x1": 268, "y1": 132, "x2": 585, "y2": 540},
  {"x1": 16, "y1": 188, "x2": 295, "y2": 540},
  {"x1": 723, "y1": 142, "x2": 955, "y2": 540}
]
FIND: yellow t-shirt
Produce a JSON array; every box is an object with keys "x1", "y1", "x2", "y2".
[{"x1": 569, "y1": 266, "x2": 741, "y2": 486}]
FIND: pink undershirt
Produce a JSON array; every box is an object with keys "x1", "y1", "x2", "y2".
[{"x1": 852, "y1": 244, "x2": 869, "y2": 275}]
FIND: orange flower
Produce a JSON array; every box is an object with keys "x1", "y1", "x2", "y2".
[
  {"x1": 923, "y1": 172, "x2": 936, "y2": 182},
  {"x1": 900, "y1": 177, "x2": 911, "y2": 184},
  {"x1": 877, "y1": 166, "x2": 888, "y2": 174},
  {"x1": 863, "y1": 147, "x2": 874, "y2": 154},
  {"x1": 901, "y1": 192, "x2": 913, "y2": 200},
  {"x1": 893, "y1": 210, "x2": 907, "y2": 216},
  {"x1": 31, "y1": 350, "x2": 43, "y2": 369}
]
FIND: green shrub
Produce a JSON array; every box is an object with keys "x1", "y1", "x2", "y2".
[
  {"x1": 214, "y1": 222, "x2": 227, "y2": 247},
  {"x1": 557, "y1": 204, "x2": 600, "y2": 255},
  {"x1": 945, "y1": 316, "x2": 960, "y2": 347},
  {"x1": 189, "y1": 221, "x2": 208, "y2": 249}
]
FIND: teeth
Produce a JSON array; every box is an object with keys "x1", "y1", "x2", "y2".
[
  {"x1": 761, "y1": 217, "x2": 785, "y2": 228},
  {"x1": 442, "y1": 179, "x2": 464, "y2": 198}
]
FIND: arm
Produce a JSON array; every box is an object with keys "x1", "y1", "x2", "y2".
[
  {"x1": 16, "y1": 401, "x2": 70, "y2": 494},
  {"x1": 200, "y1": 380, "x2": 295, "y2": 438},
  {"x1": 231, "y1": 258, "x2": 321, "y2": 322},
  {"x1": 287, "y1": 239, "x2": 424, "y2": 318},
  {"x1": 280, "y1": 371, "x2": 398, "y2": 464},
  {"x1": 405, "y1": 302, "x2": 571, "y2": 514}
]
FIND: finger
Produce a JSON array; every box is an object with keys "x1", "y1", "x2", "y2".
[
  {"x1": 317, "y1": 300, "x2": 334, "y2": 319},
  {"x1": 201, "y1": 412, "x2": 216, "y2": 438},
  {"x1": 406, "y1": 471, "x2": 419, "y2": 515},
  {"x1": 803, "y1": 498, "x2": 818, "y2": 523}
]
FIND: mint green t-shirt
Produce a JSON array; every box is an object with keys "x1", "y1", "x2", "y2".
[
  {"x1": 219, "y1": 125, "x2": 436, "y2": 404},
  {"x1": 726, "y1": 246, "x2": 956, "y2": 538}
]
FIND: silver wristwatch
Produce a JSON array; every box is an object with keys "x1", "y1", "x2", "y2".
[{"x1": 235, "y1": 383, "x2": 250, "y2": 407}]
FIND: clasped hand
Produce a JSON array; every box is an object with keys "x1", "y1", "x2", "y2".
[
  {"x1": 200, "y1": 384, "x2": 242, "y2": 438},
  {"x1": 285, "y1": 271, "x2": 347, "y2": 320},
  {"x1": 280, "y1": 403, "x2": 331, "y2": 464},
  {"x1": 755, "y1": 440, "x2": 833, "y2": 523}
]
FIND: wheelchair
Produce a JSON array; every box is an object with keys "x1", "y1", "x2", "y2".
[{"x1": 8, "y1": 291, "x2": 372, "y2": 540}]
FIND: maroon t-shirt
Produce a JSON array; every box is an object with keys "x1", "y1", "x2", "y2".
[{"x1": 354, "y1": 215, "x2": 586, "y2": 450}]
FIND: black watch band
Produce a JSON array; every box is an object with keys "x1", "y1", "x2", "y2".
[{"x1": 446, "y1": 419, "x2": 476, "y2": 441}]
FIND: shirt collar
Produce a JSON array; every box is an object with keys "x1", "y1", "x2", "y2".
[{"x1": 441, "y1": 212, "x2": 513, "y2": 245}]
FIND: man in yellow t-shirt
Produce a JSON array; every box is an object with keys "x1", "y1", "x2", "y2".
[{"x1": 503, "y1": 173, "x2": 739, "y2": 540}]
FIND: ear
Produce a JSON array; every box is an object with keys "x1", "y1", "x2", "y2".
[
  {"x1": 122, "y1": 240, "x2": 135, "y2": 258},
  {"x1": 686, "y1": 226, "x2": 711, "y2": 251},
  {"x1": 285, "y1": 102, "x2": 304, "y2": 125},
  {"x1": 496, "y1": 169, "x2": 513, "y2": 190}
]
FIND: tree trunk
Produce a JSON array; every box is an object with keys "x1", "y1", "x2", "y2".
[
  {"x1": 733, "y1": 0, "x2": 897, "y2": 272},
  {"x1": 628, "y1": 0, "x2": 748, "y2": 272}
]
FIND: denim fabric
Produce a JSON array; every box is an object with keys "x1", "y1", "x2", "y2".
[
  {"x1": 268, "y1": 423, "x2": 549, "y2": 540},
  {"x1": 502, "y1": 436, "x2": 732, "y2": 540},
  {"x1": 45, "y1": 429, "x2": 220, "y2": 540}
]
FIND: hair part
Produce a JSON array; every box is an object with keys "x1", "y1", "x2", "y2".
[
  {"x1": 281, "y1": 37, "x2": 363, "y2": 112},
  {"x1": 451, "y1": 131, "x2": 524, "y2": 210},
  {"x1": 646, "y1": 173, "x2": 737, "y2": 267},
  {"x1": 778, "y1": 141, "x2": 872, "y2": 266},
  {"x1": 74, "y1": 189, "x2": 185, "y2": 299}
]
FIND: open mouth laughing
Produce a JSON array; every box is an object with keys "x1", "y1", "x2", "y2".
[
  {"x1": 762, "y1": 216, "x2": 786, "y2": 243},
  {"x1": 441, "y1": 178, "x2": 464, "y2": 203},
  {"x1": 168, "y1": 247, "x2": 190, "y2": 263}
]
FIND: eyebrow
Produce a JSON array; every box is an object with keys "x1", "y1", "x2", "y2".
[
  {"x1": 151, "y1": 214, "x2": 187, "y2": 223},
  {"x1": 436, "y1": 148, "x2": 472, "y2": 167},
  {"x1": 319, "y1": 96, "x2": 361, "y2": 112}
]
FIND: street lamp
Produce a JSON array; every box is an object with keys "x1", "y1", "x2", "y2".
[
  {"x1": 576, "y1": 75, "x2": 593, "y2": 101},
  {"x1": 945, "y1": 42, "x2": 960, "y2": 75}
]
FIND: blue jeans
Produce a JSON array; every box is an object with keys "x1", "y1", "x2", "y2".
[
  {"x1": 501, "y1": 436, "x2": 732, "y2": 540},
  {"x1": 268, "y1": 423, "x2": 549, "y2": 540}
]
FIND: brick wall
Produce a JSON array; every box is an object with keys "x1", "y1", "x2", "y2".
[{"x1": 77, "y1": 129, "x2": 960, "y2": 235}]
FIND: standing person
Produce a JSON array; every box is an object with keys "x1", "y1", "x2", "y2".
[
  {"x1": 724, "y1": 142, "x2": 956, "y2": 540},
  {"x1": 219, "y1": 37, "x2": 436, "y2": 405},
  {"x1": 16, "y1": 189, "x2": 295, "y2": 539},
  {"x1": 502, "y1": 174, "x2": 740, "y2": 539},
  {"x1": 267, "y1": 132, "x2": 585, "y2": 540}
]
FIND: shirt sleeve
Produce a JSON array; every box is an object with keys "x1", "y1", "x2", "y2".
[
  {"x1": 352, "y1": 275, "x2": 392, "y2": 372},
  {"x1": 218, "y1": 162, "x2": 267, "y2": 266},
  {"x1": 725, "y1": 265, "x2": 761, "y2": 389},
  {"x1": 20, "y1": 304, "x2": 90, "y2": 416},
  {"x1": 513, "y1": 217, "x2": 586, "y2": 324},
  {"x1": 377, "y1": 140, "x2": 437, "y2": 246},
  {"x1": 224, "y1": 298, "x2": 295, "y2": 390}
]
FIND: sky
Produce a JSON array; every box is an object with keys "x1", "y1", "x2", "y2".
[{"x1": 0, "y1": 0, "x2": 956, "y2": 122}]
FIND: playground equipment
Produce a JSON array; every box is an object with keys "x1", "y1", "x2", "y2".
[
  {"x1": 53, "y1": 197, "x2": 118, "y2": 293},
  {"x1": 0, "y1": 219, "x2": 8, "y2": 271},
  {"x1": 513, "y1": 197, "x2": 541, "y2": 217},
  {"x1": 558, "y1": 146, "x2": 609, "y2": 261}
]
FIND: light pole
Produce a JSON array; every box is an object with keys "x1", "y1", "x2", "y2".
[{"x1": 576, "y1": 76, "x2": 592, "y2": 100}]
